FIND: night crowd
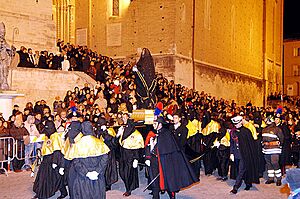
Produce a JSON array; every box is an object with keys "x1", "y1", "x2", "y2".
[{"x1": 0, "y1": 42, "x2": 300, "y2": 199}]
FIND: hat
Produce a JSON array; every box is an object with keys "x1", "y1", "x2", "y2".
[
  {"x1": 43, "y1": 120, "x2": 56, "y2": 137},
  {"x1": 282, "y1": 168, "x2": 300, "y2": 191},
  {"x1": 67, "y1": 111, "x2": 81, "y2": 119},
  {"x1": 154, "y1": 116, "x2": 167, "y2": 124},
  {"x1": 96, "y1": 117, "x2": 107, "y2": 127},
  {"x1": 231, "y1": 116, "x2": 243, "y2": 124},
  {"x1": 266, "y1": 115, "x2": 275, "y2": 124},
  {"x1": 274, "y1": 113, "x2": 285, "y2": 120}
]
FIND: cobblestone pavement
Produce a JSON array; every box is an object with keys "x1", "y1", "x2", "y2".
[{"x1": 0, "y1": 169, "x2": 289, "y2": 199}]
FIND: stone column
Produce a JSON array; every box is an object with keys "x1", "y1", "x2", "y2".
[{"x1": 0, "y1": 92, "x2": 24, "y2": 120}]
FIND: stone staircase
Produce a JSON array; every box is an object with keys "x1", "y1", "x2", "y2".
[{"x1": 8, "y1": 67, "x2": 96, "y2": 110}]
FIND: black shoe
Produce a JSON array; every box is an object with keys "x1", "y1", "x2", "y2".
[
  {"x1": 276, "y1": 180, "x2": 282, "y2": 186},
  {"x1": 244, "y1": 184, "x2": 252, "y2": 191},
  {"x1": 57, "y1": 194, "x2": 67, "y2": 199},
  {"x1": 230, "y1": 189, "x2": 237, "y2": 194},
  {"x1": 265, "y1": 179, "x2": 275, "y2": 184},
  {"x1": 216, "y1": 177, "x2": 223, "y2": 181},
  {"x1": 123, "y1": 192, "x2": 131, "y2": 197},
  {"x1": 221, "y1": 177, "x2": 228, "y2": 181},
  {"x1": 106, "y1": 186, "x2": 111, "y2": 191},
  {"x1": 149, "y1": 191, "x2": 153, "y2": 195}
]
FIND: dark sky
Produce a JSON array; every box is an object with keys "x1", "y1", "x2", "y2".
[{"x1": 284, "y1": 1, "x2": 300, "y2": 39}]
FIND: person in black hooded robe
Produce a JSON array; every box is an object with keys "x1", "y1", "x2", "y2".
[
  {"x1": 117, "y1": 113, "x2": 144, "y2": 197},
  {"x1": 253, "y1": 111, "x2": 266, "y2": 177},
  {"x1": 33, "y1": 120, "x2": 66, "y2": 199},
  {"x1": 95, "y1": 117, "x2": 118, "y2": 191},
  {"x1": 67, "y1": 121, "x2": 110, "y2": 199},
  {"x1": 229, "y1": 116, "x2": 260, "y2": 194},
  {"x1": 133, "y1": 48, "x2": 156, "y2": 109},
  {"x1": 144, "y1": 116, "x2": 199, "y2": 199},
  {"x1": 201, "y1": 112, "x2": 220, "y2": 176}
]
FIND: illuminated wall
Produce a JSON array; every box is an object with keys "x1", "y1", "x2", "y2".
[
  {"x1": 72, "y1": 0, "x2": 283, "y2": 106},
  {"x1": 283, "y1": 40, "x2": 300, "y2": 96}
]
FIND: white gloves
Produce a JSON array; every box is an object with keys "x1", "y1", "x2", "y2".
[
  {"x1": 52, "y1": 163, "x2": 58, "y2": 169},
  {"x1": 101, "y1": 125, "x2": 107, "y2": 131},
  {"x1": 230, "y1": 154, "x2": 234, "y2": 162},
  {"x1": 86, "y1": 171, "x2": 99, "y2": 180},
  {"x1": 145, "y1": 160, "x2": 151, "y2": 167},
  {"x1": 133, "y1": 105, "x2": 137, "y2": 110},
  {"x1": 132, "y1": 65, "x2": 138, "y2": 72},
  {"x1": 214, "y1": 141, "x2": 220, "y2": 148},
  {"x1": 149, "y1": 137, "x2": 157, "y2": 151},
  {"x1": 59, "y1": 168, "x2": 64, "y2": 175},
  {"x1": 167, "y1": 114, "x2": 173, "y2": 121},
  {"x1": 116, "y1": 126, "x2": 124, "y2": 138},
  {"x1": 133, "y1": 159, "x2": 138, "y2": 168}
]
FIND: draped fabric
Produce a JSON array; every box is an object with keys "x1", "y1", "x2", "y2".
[
  {"x1": 33, "y1": 155, "x2": 58, "y2": 198},
  {"x1": 134, "y1": 48, "x2": 156, "y2": 109},
  {"x1": 156, "y1": 128, "x2": 199, "y2": 192},
  {"x1": 68, "y1": 154, "x2": 108, "y2": 199}
]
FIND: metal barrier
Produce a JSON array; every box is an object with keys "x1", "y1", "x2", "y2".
[
  {"x1": 15, "y1": 140, "x2": 42, "y2": 171},
  {"x1": 0, "y1": 137, "x2": 42, "y2": 176},
  {"x1": 0, "y1": 137, "x2": 15, "y2": 176}
]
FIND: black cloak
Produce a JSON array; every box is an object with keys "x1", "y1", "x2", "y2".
[
  {"x1": 95, "y1": 118, "x2": 118, "y2": 188},
  {"x1": 119, "y1": 120, "x2": 140, "y2": 193},
  {"x1": 230, "y1": 126, "x2": 260, "y2": 184},
  {"x1": 68, "y1": 121, "x2": 109, "y2": 199},
  {"x1": 134, "y1": 48, "x2": 156, "y2": 109},
  {"x1": 33, "y1": 121, "x2": 61, "y2": 198},
  {"x1": 156, "y1": 127, "x2": 199, "y2": 192}
]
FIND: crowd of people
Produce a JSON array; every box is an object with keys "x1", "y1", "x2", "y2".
[
  {"x1": 16, "y1": 39, "x2": 123, "y2": 81},
  {"x1": 268, "y1": 92, "x2": 300, "y2": 107},
  {"x1": 1, "y1": 41, "x2": 300, "y2": 198}
]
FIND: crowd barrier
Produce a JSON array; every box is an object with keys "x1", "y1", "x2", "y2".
[
  {"x1": 0, "y1": 125, "x2": 149, "y2": 177},
  {"x1": 0, "y1": 137, "x2": 40, "y2": 176}
]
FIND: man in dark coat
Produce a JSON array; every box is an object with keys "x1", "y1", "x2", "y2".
[
  {"x1": 169, "y1": 111, "x2": 188, "y2": 151},
  {"x1": 145, "y1": 116, "x2": 198, "y2": 199},
  {"x1": 38, "y1": 51, "x2": 48, "y2": 69},
  {"x1": 275, "y1": 114, "x2": 292, "y2": 174},
  {"x1": 229, "y1": 116, "x2": 260, "y2": 194}
]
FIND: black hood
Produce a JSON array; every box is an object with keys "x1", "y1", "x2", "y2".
[
  {"x1": 43, "y1": 120, "x2": 56, "y2": 138},
  {"x1": 68, "y1": 121, "x2": 82, "y2": 144},
  {"x1": 81, "y1": 121, "x2": 95, "y2": 136}
]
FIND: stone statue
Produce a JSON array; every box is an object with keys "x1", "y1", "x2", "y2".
[{"x1": 0, "y1": 22, "x2": 15, "y2": 90}]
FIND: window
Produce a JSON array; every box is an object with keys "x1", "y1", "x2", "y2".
[
  {"x1": 112, "y1": 0, "x2": 119, "y2": 17},
  {"x1": 293, "y1": 47, "x2": 300, "y2": 57},
  {"x1": 293, "y1": 65, "x2": 300, "y2": 76}
]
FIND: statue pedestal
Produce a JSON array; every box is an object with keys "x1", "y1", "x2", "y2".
[{"x1": 0, "y1": 91, "x2": 24, "y2": 120}]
